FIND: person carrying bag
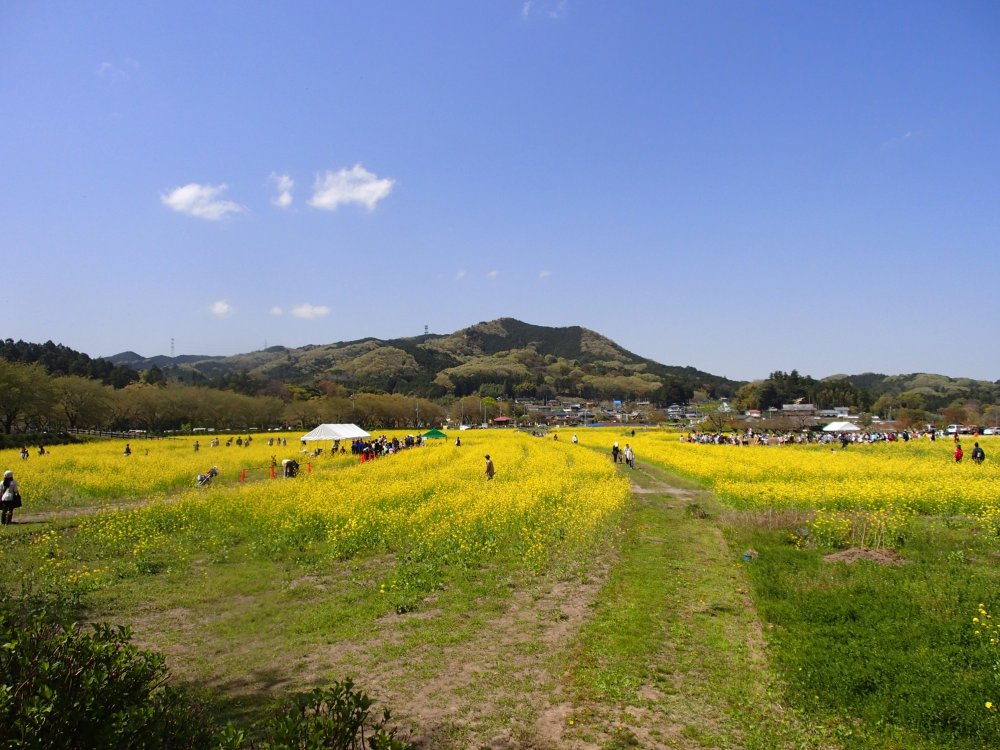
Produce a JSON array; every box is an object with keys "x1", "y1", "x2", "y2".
[{"x1": 1, "y1": 469, "x2": 21, "y2": 525}]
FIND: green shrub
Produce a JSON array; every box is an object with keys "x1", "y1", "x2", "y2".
[
  {"x1": 0, "y1": 588, "x2": 412, "y2": 750},
  {"x1": 0, "y1": 610, "x2": 212, "y2": 749},
  {"x1": 250, "y1": 680, "x2": 412, "y2": 750}
]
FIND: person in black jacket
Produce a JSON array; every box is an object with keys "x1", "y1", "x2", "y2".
[{"x1": 971, "y1": 442, "x2": 986, "y2": 464}]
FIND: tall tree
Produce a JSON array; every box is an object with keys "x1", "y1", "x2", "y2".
[
  {"x1": 52, "y1": 375, "x2": 113, "y2": 429},
  {"x1": 0, "y1": 360, "x2": 55, "y2": 433}
]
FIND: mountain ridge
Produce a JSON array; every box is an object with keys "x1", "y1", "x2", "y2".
[{"x1": 105, "y1": 317, "x2": 740, "y2": 400}]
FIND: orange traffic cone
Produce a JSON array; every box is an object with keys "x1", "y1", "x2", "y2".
[
  {"x1": 240, "y1": 468, "x2": 246, "y2": 482},
  {"x1": 307, "y1": 462, "x2": 312, "y2": 474}
]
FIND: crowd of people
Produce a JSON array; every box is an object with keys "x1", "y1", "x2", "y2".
[
  {"x1": 681, "y1": 428, "x2": 937, "y2": 447},
  {"x1": 680, "y1": 427, "x2": 990, "y2": 465}
]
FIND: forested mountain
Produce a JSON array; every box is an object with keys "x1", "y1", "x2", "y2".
[
  {"x1": 0, "y1": 338, "x2": 138, "y2": 387},
  {"x1": 6, "y1": 321, "x2": 997, "y2": 416},
  {"x1": 105, "y1": 318, "x2": 742, "y2": 403}
]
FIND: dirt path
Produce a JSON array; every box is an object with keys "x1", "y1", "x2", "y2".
[
  {"x1": 360, "y1": 462, "x2": 825, "y2": 749},
  {"x1": 524, "y1": 462, "x2": 828, "y2": 749}
]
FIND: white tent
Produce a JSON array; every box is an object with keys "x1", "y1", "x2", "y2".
[
  {"x1": 823, "y1": 420, "x2": 860, "y2": 432},
  {"x1": 300, "y1": 423, "x2": 370, "y2": 441}
]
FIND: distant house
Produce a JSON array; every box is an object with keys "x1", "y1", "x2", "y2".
[
  {"x1": 665, "y1": 404, "x2": 685, "y2": 420},
  {"x1": 492, "y1": 415, "x2": 512, "y2": 426},
  {"x1": 819, "y1": 407, "x2": 851, "y2": 418},
  {"x1": 782, "y1": 403, "x2": 817, "y2": 416}
]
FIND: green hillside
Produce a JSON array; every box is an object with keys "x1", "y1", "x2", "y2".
[{"x1": 105, "y1": 318, "x2": 742, "y2": 402}]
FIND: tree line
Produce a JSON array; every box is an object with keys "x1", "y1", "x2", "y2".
[{"x1": 0, "y1": 359, "x2": 462, "y2": 434}]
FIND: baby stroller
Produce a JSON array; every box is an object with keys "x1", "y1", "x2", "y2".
[
  {"x1": 282, "y1": 459, "x2": 300, "y2": 478},
  {"x1": 196, "y1": 466, "x2": 219, "y2": 487}
]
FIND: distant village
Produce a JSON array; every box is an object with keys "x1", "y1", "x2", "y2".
[{"x1": 469, "y1": 398, "x2": 996, "y2": 436}]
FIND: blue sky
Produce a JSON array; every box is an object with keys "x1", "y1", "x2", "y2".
[{"x1": 2, "y1": 1, "x2": 998, "y2": 382}]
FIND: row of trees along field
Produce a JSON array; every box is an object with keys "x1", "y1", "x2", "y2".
[{"x1": 0, "y1": 359, "x2": 532, "y2": 434}]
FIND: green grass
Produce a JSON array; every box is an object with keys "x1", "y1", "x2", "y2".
[
  {"x1": 727, "y1": 515, "x2": 1000, "y2": 749},
  {"x1": 564, "y1": 464, "x2": 828, "y2": 748}
]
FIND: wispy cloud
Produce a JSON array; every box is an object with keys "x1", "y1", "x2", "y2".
[
  {"x1": 522, "y1": 0, "x2": 568, "y2": 19},
  {"x1": 487, "y1": 270, "x2": 499, "y2": 280},
  {"x1": 309, "y1": 164, "x2": 395, "y2": 211},
  {"x1": 210, "y1": 300, "x2": 233, "y2": 317},
  {"x1": 455, "y1": 270, "x2": 466, "y2": 280},
  {"x1": 290, "y1": 303, "x2": 331, "y2": 319},
  {"x1": 97, "y1": 59, "x2": 139, "y2": 80},
  {"x1": 270, "y1": 306, "x2": 284, "y2": 316},
  {"x1": 270, "y1": 173, "x2": 294, "y2": 208},
  {"x1": 161, "y1": 183, "x2": 245, "y2": 220},
  {"x1": 539, "y1": 270, "x2": 552, "y2": 279},
  {"x1": 883, "y1": 130, "x2": 917, "y2": 149}
]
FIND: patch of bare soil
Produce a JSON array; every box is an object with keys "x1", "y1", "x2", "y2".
[
  {"x1": 823, "y1": 547, "x2": 907, "y2": 566},
  {"x1": 397, "y1": 569, "x2": 612, "y2": 748},
  {"x1": 281, "y1": 558, "x2": 614, "y2": 749}
]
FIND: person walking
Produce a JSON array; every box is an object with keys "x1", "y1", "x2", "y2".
[
  {"x1": 971, "y1": 442, "x2": 986, "y2": 464},
  {"x1": 624, "y1": 444, "x2": 635, "y2": 469},
  {"x1": 1, "y1": 470, "x2": 21, "y2": 525},
  {"x1": 954, "y1": 443, "x2": 963, "y2": 463},
  {"x1": 484, "y1": 454, "x2": 495, "y2": 480}
]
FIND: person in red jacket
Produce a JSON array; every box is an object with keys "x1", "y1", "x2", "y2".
[{"x1": 954, "y1": 443, "x2": 964, "y2": 463}]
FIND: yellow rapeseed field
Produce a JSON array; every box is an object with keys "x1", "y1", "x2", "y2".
[
  {"x1": 10, "y1": 431, "x2": 630, "y2": 585},
  {"x1": 570, "y1": 428, "x2": 1000, "y2": 521}
]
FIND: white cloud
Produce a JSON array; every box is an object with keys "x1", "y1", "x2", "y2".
[
  {"x1": 270, "y1": 173, "x2": 294, "y2": 208},
  {"x1": 97, "y1": 60, "x2": 135, "y2": 80},
  {"x1": 161, "y1": 183, "x2": 245, "y2": 221},
  {"x1": 487, "y1": 270, "x2": 499, "y2": 279},
  {"x1": 539, "y1": 270, "x2": 552, "y2": 279},
  {"x1": 270, "y1": 306, "x2": 284, "y2": 316},
  {"x1": 883, "y1": 130, "x2": 918, "y2": 149},
  {"x1": 309, "y1": 164, "x2": 395, "y2": 211},
  {"x1": 210, "y1": 300, "x2": 233, "y2": 317},
  {"x1": 522, "y1": 0, "x2": 567, "y2": 19},
  {"x1": 455, "y1": 270, "x2": 466, "y2": 280},
  {"x1": 290, "y1": 303, "x2": 331, "y2": 319}
]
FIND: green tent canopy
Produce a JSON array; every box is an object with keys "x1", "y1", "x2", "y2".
[{"x1": 422, "y1": 428, "x2": 447, "y2": 439}]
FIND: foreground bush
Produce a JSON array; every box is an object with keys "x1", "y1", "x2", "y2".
[
  {"x1": 0, "y1": 602, "x2": 413, "y2": 750},
  {"x1": 0, "y1": 611, "x2": 211, "y2": 750},
  {"x1": 219, "y1": 681, "x2": 412, "y2": 750}
]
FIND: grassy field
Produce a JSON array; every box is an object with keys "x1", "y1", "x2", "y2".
[{"x1": 2, "y1": 429, "x2": 1000, "y2": 748}]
